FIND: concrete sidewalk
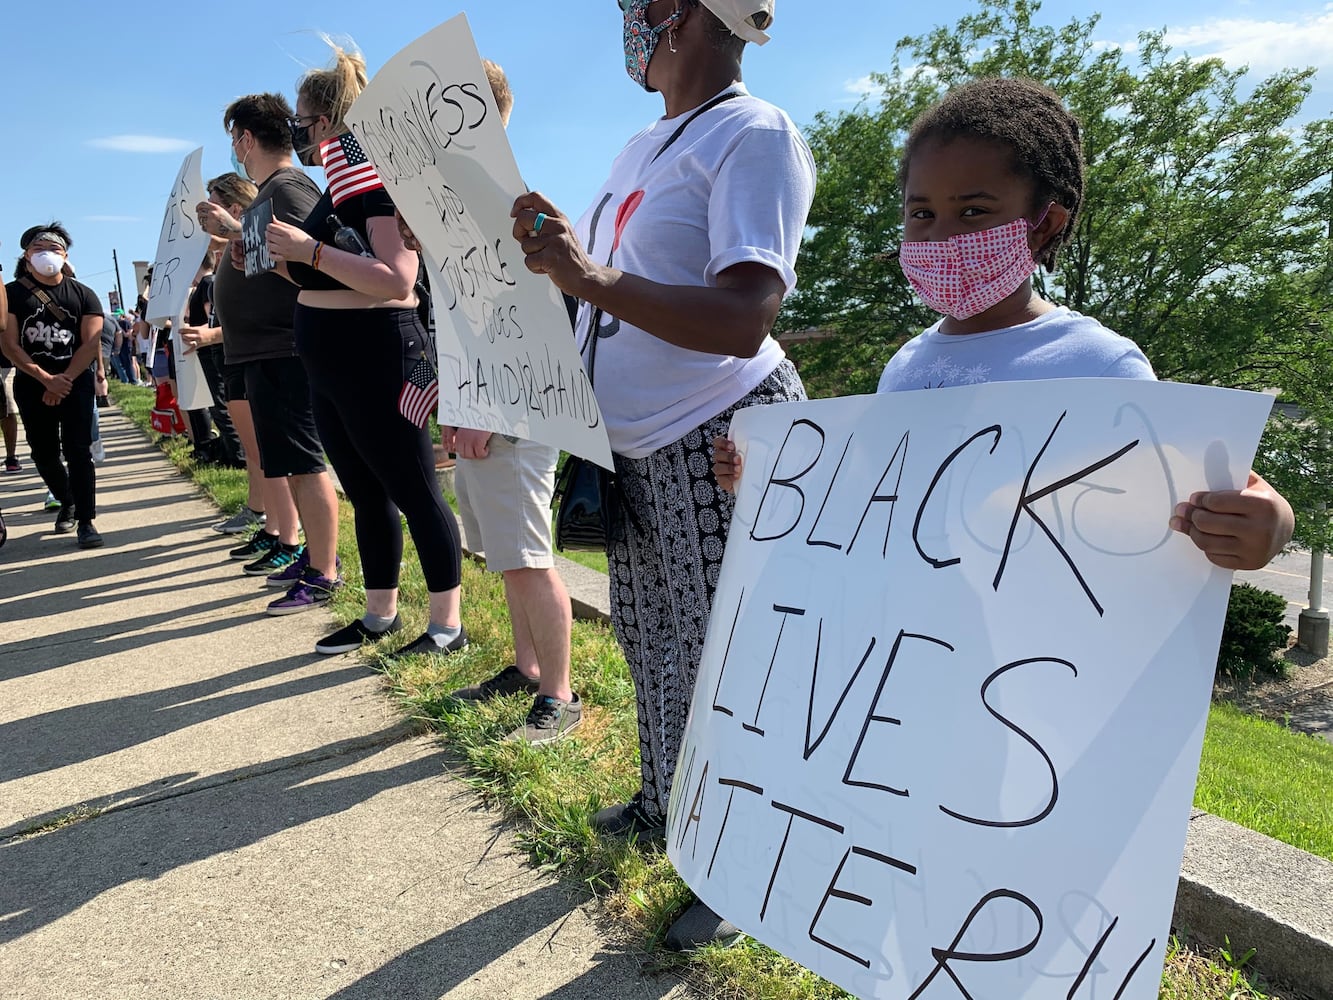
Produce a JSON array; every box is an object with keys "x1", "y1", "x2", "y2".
[{"x1": 0, "y1": 408, "x2": 685, "y2": 1000}]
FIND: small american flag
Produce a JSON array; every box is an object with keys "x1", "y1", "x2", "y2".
[
  {"x1": 398, "y1": 355, "x2": 438, "y2": 428},
  {"x1": 321, "y1": 133, "x2": 383, "y2": 207}
]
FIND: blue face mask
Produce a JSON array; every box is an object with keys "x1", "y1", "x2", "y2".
[
  {"x1": 230, "y1": 137, "x2": 250, "y2": 181},
  {"x1": 623, "y1": 0, "x2": 685, "y2": 92}
]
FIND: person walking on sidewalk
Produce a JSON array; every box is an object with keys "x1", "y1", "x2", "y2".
[
  {"x1": 263, "y1": 40, "x2": 467, "y2": 658},
  {"x1": 2, "y1": 223, "x2": 107, "y2": 548},
  {"x1": 198, "y1": 94, "x2": 342, "y2": 613}
]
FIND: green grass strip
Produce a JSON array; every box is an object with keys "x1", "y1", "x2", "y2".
[{"x1": 1197, "y1": 701, "x2": 1333, "y2": 861}]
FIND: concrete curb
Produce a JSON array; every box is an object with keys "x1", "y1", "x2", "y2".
[{"x1": 1177, "y1": 811, "x2": 1333, "y2": 998}]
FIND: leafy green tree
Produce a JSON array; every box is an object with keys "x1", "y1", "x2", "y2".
[{"x1": 783, "y1": 0, "x2": 1333, "y2": 547}]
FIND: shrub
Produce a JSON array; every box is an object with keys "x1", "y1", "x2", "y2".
[{"x1": 1217, "y1": 583, "x2": 1291, "y2": 681}]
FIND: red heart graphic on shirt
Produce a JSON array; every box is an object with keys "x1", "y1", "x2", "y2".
[{"x1": 613, "y1": 190, "x2": 645, "y2": 252}]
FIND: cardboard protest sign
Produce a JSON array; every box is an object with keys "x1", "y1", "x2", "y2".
[
  {"x1": 667, "y1": 378, "x2": 1273, "y2": 1000},
  {"x1": 241, "y1": 199, "x2": 275, "y2": 277},
  {"x1": 145, "y1": 147, "x2": 211, "y2": 325},
  {"x1": 344, "y1": 14, "x2": 611, "y2": 468}
]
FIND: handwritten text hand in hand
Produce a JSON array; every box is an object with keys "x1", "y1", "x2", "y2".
[
  {"x1": 265, "y1": 220, "x2": 314, "y2": 265},
  {"x1": 511, "y1": 193, "x2": 601, "y2": 298},
  {"x1": 1170, "y1": 470, "x2": 1295, "y2": 571}
]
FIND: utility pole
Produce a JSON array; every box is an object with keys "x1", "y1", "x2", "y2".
[
  {"x1": 111, "y1": 249, "x2": 126, "y2": 313},
  {"x1": 1297, "y1": 176, "x2": 1333, "y2": 657}
]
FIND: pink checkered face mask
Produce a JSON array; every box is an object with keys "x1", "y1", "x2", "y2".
[{"x1": 898, "y1": 206, "x2": 1051, "y2": 320}]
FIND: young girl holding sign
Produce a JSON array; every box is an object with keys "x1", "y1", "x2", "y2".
[{"x1": 713, "y1": 77, "x2": 1292, "y2": 569}]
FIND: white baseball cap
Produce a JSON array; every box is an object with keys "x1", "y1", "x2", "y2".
[{"x1": 697, "y1": 0, "x2": 774, "y2": 45}]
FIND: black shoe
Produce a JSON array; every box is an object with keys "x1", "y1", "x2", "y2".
[
  {"x1": 592, "y1": 793, "x2": 666, "y2": 842},
  {"x1": 664, "y1": 900, "x2": 744, "y2": 952},
  {"x1": 316, "y1": 615, "x2": 403, "y2": 655},
  {"x1": 228, "y1": 529, "x2": 279, "y2": 561},
  {"x1": 76, "y1": 522, "x2": 103, "y2": 549},
  {"x1": 449, "y1": 664, "x2": 540, "y2": 701},
  {"x1": 54, "y1": 505, "x2": 76, "y2": 533},
  {"x1": 392, "y1": 627, "x2": 469, "y2": 659}
]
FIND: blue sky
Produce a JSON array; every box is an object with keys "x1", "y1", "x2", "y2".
[{"x1": 2, "y1": 0, "x2": 1329, "y2": 311}]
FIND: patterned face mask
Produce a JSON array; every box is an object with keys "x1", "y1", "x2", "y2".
[
  {"x1": 623, "y1": 0, "x2": 685, "y2": 91},
  {"x1": 898, "y1": 207, "x2": 1051, "y2": 321}
]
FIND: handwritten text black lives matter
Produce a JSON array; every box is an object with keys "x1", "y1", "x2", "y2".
[
  {"x1": 347, "y1": 64, "x2": 598, "y2": 432},
  {"x1": 150, "y1": 159, "x2": 199, "y2": 305},
  {"x1": 667, "y1": 409, "x2": 1177, "y2": 999}
]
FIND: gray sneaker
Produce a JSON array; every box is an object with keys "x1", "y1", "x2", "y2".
[
  {"x1": 506, "y1": 694, "x2": 583, "y2": 746},
  {"x1": 449, "y1": 664, "x2": 539, "y2": 701},
  {"x1": 213, "y1": 507, "x2": 266, "y2": 535}
]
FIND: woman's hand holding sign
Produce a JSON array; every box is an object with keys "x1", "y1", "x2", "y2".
[{"x1": 511, "y1": 193, "x2": 598, "y2": 297}]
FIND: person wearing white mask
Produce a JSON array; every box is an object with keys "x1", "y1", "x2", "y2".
[{"x1": 2, "y1": 223, "x2": 107, "y2": 547}]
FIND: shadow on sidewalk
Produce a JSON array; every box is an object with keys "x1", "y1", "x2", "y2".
[
  {"x1": 0, "y1": 652, "x2": 363, "y2": 787},
  {"x1": 0, "y1": 731, "x2": 425, "y2": 945},
  {"x1": 323, "y1": 885, "x2": 676, "y2": 1000}
]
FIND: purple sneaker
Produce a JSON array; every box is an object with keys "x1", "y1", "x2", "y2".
[
  {"x1": 266, "y1": 565, "x2": 343, "y2": 616},
  {"x1": 268, "y1": 552, "x2": 339, "y2": 588},
  {"x1": 265, "y1": 547, "x2": 310, "y2": 588}
]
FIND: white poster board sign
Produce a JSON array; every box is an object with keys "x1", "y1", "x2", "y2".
[
  {"x1": 667, "y1": 378, "x2": 1273, "y2": 1000},
  {"x1": 171, "y1": 315, "x2": 212, "y2": 412},
  {"x1": 344, "y1": 14, "x2": 612, "y2": 468},
  {"x1": 145, "y1": 147, "x2": 211, "y2": 326}
]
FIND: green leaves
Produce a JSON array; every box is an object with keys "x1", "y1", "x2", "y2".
[{"x1": 783, "y1": 0, "x2": 1333, "y2": 547}]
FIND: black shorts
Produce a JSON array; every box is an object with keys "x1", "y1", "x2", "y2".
[
  {"x1": 222, "y1": 361, "x2": 247, "y2": 402},
  {"x1": 243, "y1": 356, "x2": 325, "y2": 477}
]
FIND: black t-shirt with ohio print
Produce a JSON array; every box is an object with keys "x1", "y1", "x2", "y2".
[{"x1": 4, "y1": 275, "x2": 103, "y2": 375}]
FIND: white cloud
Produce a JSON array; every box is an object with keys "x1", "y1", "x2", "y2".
[
  {"x1": 84, "y1": 215, "x2": 141, "y2": 223},
  {"x1": 1150, "y1": 5, "x2": 1332, "y2": 75},
  {"x1": 86, "y1": 135, "x2": 196, "y2": 154},
  {"x1": 844, "y1": 74, "x2": 884, "y2": 100}
]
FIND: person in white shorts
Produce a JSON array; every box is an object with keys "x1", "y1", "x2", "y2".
[
  {"x1": 448, "y1": 430, "x2": 578, "y2": 746},
  {"x1": 422, "y1": 61, "x2": 579, "y2": 747}
]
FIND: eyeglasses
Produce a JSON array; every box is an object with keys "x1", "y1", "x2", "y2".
[{"x1": 287, "y1": 115, "x2": 323, "y2": 129}]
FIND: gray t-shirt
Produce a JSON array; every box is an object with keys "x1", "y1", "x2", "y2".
[
  {"x1": 213, "y1": 166, "x2": 321, "y2": 365},
  {"x1": 877, "y1": 307, "x2": 1155, "y2": 392}
]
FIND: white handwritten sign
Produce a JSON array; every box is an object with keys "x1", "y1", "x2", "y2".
[
  {"x1": 344, "y1": 14, "x2": 611, "y2": 468},
  {"x1": 145, "y1": 147, "x2": 211, "y2": 326},
  {"x1": 667, "y1": 378, "x2": 1273, "y2": 1000}
]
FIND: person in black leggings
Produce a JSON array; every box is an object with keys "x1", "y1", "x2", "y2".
[{"x1": 263, "y1": 40, "x2": 467, "y2": 657}]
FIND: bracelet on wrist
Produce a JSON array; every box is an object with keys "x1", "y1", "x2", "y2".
[{"x1": 311, "y1": 241, "x2": 324, "y2": 270}]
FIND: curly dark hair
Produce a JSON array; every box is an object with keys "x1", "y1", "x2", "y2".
[
  {"x1": 900, "y1": 77, "x2": 1084, "y2": 272},
  {"x1": 223, "y1": 93, "x2": 294, "y2": 153}
]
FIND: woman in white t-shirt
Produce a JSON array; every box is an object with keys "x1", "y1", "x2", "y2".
[{"x1": 509, "y1": 0, "x2": 814, "y2": 948}]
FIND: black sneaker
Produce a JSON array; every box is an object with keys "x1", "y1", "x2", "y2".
[
  {"x1": 449, "y1": 664, "x2": 540, "y2": 701},
  {"x1": 229, "y1": 529, "x2": 279, "y2": 561},
  {"x1": 244, "y1": 543, "x2": 303, "y2": 577},
  {"x1": 506, "y1": 694, "x2": 583, "y2": 745},
  {"x1": 76, "y1": 522, "x2": 104, "y2": 549},
  {"x1": 54, "y1": 505, "x2": 76, "y2": 533},
  {"x1": 316, "y1": 615, "x2": 403, "y2": 655},
  {"x1": 592, "y1": 793, "x2": 666, "y2": 842},
  {"x1": 393, "y1": 627, "x2": 469, "y2": 659},
  {"x1": 664, "y1": 900, "x2": 744, "y2": 952}
]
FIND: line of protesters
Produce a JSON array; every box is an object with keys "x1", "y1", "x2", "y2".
[{"x1": 0, "y1": 0, "x2": 1298, "y2": 953}]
